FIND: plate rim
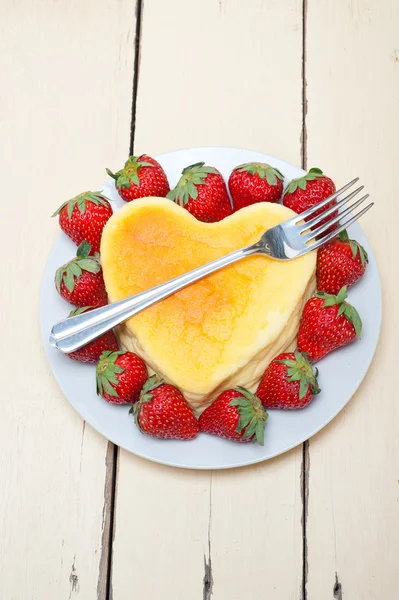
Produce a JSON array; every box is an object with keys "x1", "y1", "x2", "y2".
[{"x1": 40, "y1": 146, "x2": 382, "y2": 469}]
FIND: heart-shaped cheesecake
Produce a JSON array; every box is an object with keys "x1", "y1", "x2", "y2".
[{"x1": 101, "y1": 197, "x2": 316, "y2": 413}]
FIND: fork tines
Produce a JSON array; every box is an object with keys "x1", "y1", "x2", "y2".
[{"x1": 297, "y1": 177, "x2": 374, "y2": 251}]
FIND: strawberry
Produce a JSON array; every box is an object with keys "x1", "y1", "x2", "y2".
[
  {"x1": 283, "y1": 167, "x2": 337, "y2": 231},
  {"x1": 106, "y1": 155, "x2": 170, "y2": 202},
  {"x1": 131, "y1": 375, "x2": 199, "y2": 440},
  {"x1": 96, "y1": 351, "x2": 148, "y2": 404},
  {"x1": 167, "y1": 162, "x2": 232, "y2": 222},
  {"x1": 228, "y1": 162, "x2": 284, "y2": 211},
  {"x1": 317, "y1": 230, "x2": 368, "y2": 294},
  {"x1": 297, "y1": 287, "x2": 362, "y2": 362},
  {"x1": 256, "y1": 351, "x2": 320, "y2": 410},
  {"x1": 55, "y1": 241, "x2": 107, "y2": 307},
  {"x1": 199, "y1": 387, "x2": 267, "y2": 445},
  {"x1": 52, "y1": 191, "x2": 112, "y2": 254},
  {"x1": 66, "y1": 307, "x2": 119, "y2": 364}
]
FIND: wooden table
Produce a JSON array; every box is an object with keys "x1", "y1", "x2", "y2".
[{"x1": 1, "y1": 1, "x2": 397, "y2": 598}]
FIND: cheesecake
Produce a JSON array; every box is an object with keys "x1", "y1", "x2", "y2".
[{"x1": 101, "y1": 197, "x2": 316, "y2": 414}]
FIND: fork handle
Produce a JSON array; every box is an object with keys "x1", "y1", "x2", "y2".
[{"x1": 50, "y1": 244, "x2": 258, "y2": 354}]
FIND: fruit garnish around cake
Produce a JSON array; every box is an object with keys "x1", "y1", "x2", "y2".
[
  {"x1": 256, "y1": 351, "x2": 320, "y2": 410},
  {"x1": 283, "y1": 167, "x2": 337, "y2": 231},
  {"x1": 199, "y1": 387, "x2": 268, "y2": 445},
  {"x1": 317, "y1": 230, "x2": 368, "y2": 294},
  {"x1": 297, "y1": 286, "x2": 362, "y2": 362},
  {"x1": 106, "y1": 155, "x2": 170, "y2": 201},
  {"x1": 167, "y1": 161, "x2": 232, "y2": 222},
  {"x1": 96, "y1": 351, "x2": 148, "y2": 404},
  {"x1": 131, "y1": 375, "x2": 200, "y2": 440},
  {"x1": 55, "y1": 241, "x2": 107, "y2": 307},
  {"x1": 66, "y1": 307, "x2": 119, "y2": 364},
  {"x1": 228, "y1": 162, "x2": 284, "y2": 210},
  {"x1": 100, "y1": 198, "x2": 317, "y2": 412},
  {"x1": 52, "y1": 191, "x2": 113, "y2": 254}
]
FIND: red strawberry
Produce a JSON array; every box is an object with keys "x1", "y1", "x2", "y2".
[
  {"x1": 106, "y1": 155, "x2": 170, "y2": 202},
  {"x1": 55, "y1": 241, "x2": 107, "y2": 307},
  {"x1": 283, "y1": 167, "x2": 337, "y2": 231},
  {"x1": 96, "y1": 351, "x2": 148, "y2": 404},
  {"x1": 297, "y1": 287, "x2": 362, "y2": 362},
  {"x1": 52, "y1": 191, "x2": 112, "y2": 254},
  {"x1": 228, "y1": 162, "x2": 284, "y2": 211},
  {"x1": 66, "y1": 307, "x2": 119, "y2": 364},
  {"x1": 256, "y1": 351, "x2": 320, "y2": 410},
  {"x1": 199, "y1": 387, "x2": 267, "y2": 445},
  {"x1": 317, "y1": 230, "x2": 368, "y2": 294},
  {"x1": 131, "y1": 375, "x2": 199, "y2": 440},
  {"x1": 167, "y1": 162, "x2": 232, "y2": 222}
]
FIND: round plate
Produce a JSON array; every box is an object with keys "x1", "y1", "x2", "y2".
[{"x1": 40, "y1": 147, "x2": 382, "y2": 469}]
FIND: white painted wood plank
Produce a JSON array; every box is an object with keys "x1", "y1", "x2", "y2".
[
  {"x1": 305, "y1": 1, "x2": 399, "y2": 597},
  {"x1": 0, "y1": 2, "x2": 136, "y2": 598},
  {"x1": 112, "y1": 1, "x2": 305, "y2": 598}
]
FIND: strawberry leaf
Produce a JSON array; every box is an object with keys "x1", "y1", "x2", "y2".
[
  {"x1": 298, "y1": 178, "x2": 307, "y2": 190},
  {"x1": 236, "y1": 412, "x2": 253, "y2": 432},
  {"x1": 265, "y1": 170, "x2": 277, "y2": 186},
  {"x1": 77, "y1": 259, "x2": 100, "y2": 274},
  {"x1": 51, "y1": 200, "x2": 70, "y2": 218},
  {"x1": 242, "y1": 418, "x2": 257, "y2": 440},
  {"x1": 77, "y1": 241, "x2": 91, "y2": 258},
  {"x1": 106, "y1": 168, "x2": 117, "y2": 180},
  {"x1": 343, "y1": 304, "x2": 363, "y2": 338},
  {"x1": 96, "y1": 350, "x2": 126, "y2": 397},
  {"x1": 182, "y1": 162, "x2": 205, "y2": 174},
  {"x1": 358, "y1": 245, "x2": 368, "y2": 266},
  {"x1": 255, "y1": 420, "x2": 266, "y2": 445},
  {"x1": 64, "y1": 270, "x2": 75, "y2": 293},
  {"x1": 101, "y1": 377, "x2": 119, "y2": 397},
  {"x1": 130, "y1": 173, "x2": 140, "y2": 187},
  {"x1": 230, "y1": 387, "x2": 267, "y2": 446},
  {"x1": 347, "y1": 237, "x2": 368, "y2": 265},
  {"x1": 336, "y1": 286, "x2": 348, "y2": 304},
  {"x1": 69, "y1": 306, "x2": 93, "y2": 317},
  {"x1": 282, "y1": 351, "x2": 320, "y2": 399},
  {"x1": 283, "y1": 167, "x2": 324, "y2": 197},
  {"x1": 235, "y1": 163, "x2": 283, "y2": 186},
  {"x1": 299, "y1": 378, "x2": 308, "y2": 400},
  {"x1": 168, "y1": 162, "x2": 218, "y2": 206},
  {"x1": 55, "y1": 268, "x2": 63, "y2": 293},
  {"x1": 67, "y1": 201, "x2": 75, "y2": 219},
  {"x1": 139, "y1": 375, "x2": 163, "y2": 404},
  {"x1": 117, "y1": 175, "x2": 131, "y2": 189},
  {"x1": 53, "y1": 191, "x2": 110, "y2": 220}
]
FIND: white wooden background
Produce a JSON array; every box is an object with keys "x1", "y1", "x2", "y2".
[{"x1": 0, "y1": 1, "x2": 397, "y2": 598}]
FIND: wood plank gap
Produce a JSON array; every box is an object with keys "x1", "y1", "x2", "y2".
[
  {"x1": 104, "y1": 3, "x2": 143, "y2": 596},
  {"x1": 301, "y1": 440, "x2": 310, "y2": 600},
  {"x1": 129, "y1": 0, "x2": 144, "y2": 155},
  {"x1": 301, "y1": 0, "x2": 308, "y2": 169},
  {"x1": 105, "y1": 444, "x2": 118, "y2": 600},
  {"x1": 333, "y1": 572, "x2": 343, "y2": 600},
  {"x1": 203, "y1": 472, "x2": 213, "y2": 600},
  {"x1": 97, "y1": 443, "x2": 118, "y2": 600},
  {"x1": 301, "y1": 1, "x2": 309, "y2": 598}
]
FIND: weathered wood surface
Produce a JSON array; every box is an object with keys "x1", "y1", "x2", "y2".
[
  {"x1": 0, "y1": 1, "x2": 136, "y2": 598},
  {"x1": 305, "y1": 1, "x2": 399, "y2": 598},
  {"x1": 1, "y1": 0, "x2": 397, "y2": 599},
  {"x1": 111, "y1": 1, "x2": 305, "y2": 599}
]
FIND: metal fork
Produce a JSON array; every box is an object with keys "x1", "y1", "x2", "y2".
[{"x1": 50, "y1": 178, "x2": 373, "y2": 354}]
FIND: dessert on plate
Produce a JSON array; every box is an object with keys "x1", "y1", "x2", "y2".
[{"x1": 100, "y1": 197, "x2": 317, "y2": 414}]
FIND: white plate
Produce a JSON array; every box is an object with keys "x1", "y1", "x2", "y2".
[{"x1": 40, "y1": 147, "x2": 382, "y2": 469}]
